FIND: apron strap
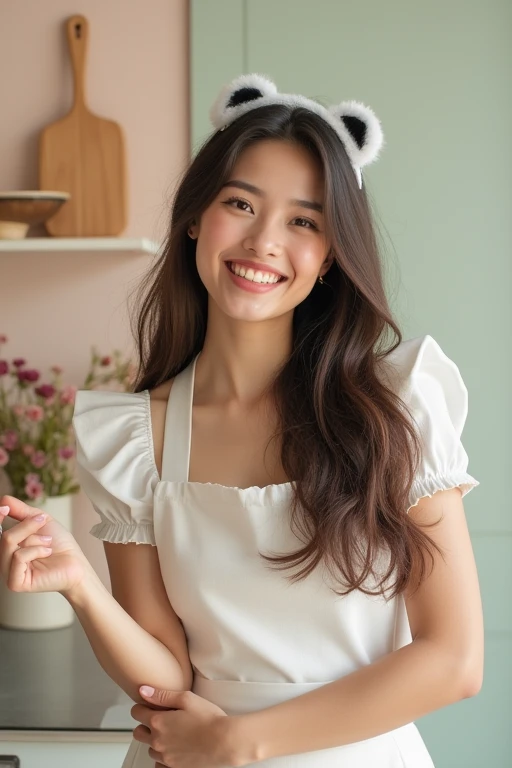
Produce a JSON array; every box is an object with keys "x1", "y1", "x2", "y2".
[{"x1": 160, "y1": 354, "x2": 199, "y2": 483}]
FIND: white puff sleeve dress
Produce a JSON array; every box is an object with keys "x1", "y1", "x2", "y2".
[{"x1": 73, "y1": 335, "x2": 480, "y2": 768}]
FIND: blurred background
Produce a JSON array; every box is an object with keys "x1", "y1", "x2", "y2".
[{"x1": 0, "y1": 1, "x2": 510, "y2": 766}]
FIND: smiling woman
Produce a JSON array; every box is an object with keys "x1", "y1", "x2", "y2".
[{"x1": 0, "y1": 74, "x2": 482, "y2": 768}]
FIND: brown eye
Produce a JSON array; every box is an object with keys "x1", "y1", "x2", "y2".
[
  {"x1": 223, "y1": 196, "x2": 253, "y2": 213},
  {"x1": 294, "y1": 217, "x2": 318, "y2": 230}
]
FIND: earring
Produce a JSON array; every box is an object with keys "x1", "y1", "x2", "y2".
[
  {"x1": 318, "y1": 275, "x2": 325, "y2": 285},
  {"x1": 188, "y1": 227, "x2": 195, "y2": 238}
]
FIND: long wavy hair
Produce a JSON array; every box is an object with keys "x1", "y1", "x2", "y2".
[{"x1": 132, "y1": 104, "x2": 442, "y2": 599}]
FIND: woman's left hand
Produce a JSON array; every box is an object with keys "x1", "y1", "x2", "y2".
[{"x1": 131, "y1": 685, "x2": 237, "y2": 768}]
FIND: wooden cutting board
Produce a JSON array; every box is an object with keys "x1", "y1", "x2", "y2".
[{"x1": 39, "y1": 15, "x2": 127, "y2": 237}]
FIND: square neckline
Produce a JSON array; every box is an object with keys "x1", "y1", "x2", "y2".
[{"x1": 147, "y1": 354, "x2": 293, "y2": 496}]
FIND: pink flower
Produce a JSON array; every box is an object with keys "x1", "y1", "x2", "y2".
[
  {"x1": 17, "y1": 369, "x2": 40, "y2": 383},
  {"x1": 60, "y1": 385, "x2": 77, "y2": 405},
  {"x1": 22, "y1": 444, "x2": 35, "y2": 457},
  {"x1": 25, "y1": 473, "x2": 40, "y2": 483},
  {"x1": 0, "y1": 360, "x2": 8, "y2": 376},
  {"x1": 12, "y1": 358, "x2": 26, "y2": 368},
  {"x1": 12, "y1": 404, "x2": 25, "y2": 417},
  {"x1": 31, "y1": 450, "x2": 47, "y2": 469},
  {"x1": 0, "y1": 334, "x2": 7, "y2": 344},
  {"x1": 25, "y1": 405, "x2": 44, "y2": 422},
  {"x1": 51, "y1": 365, "x2": 63, "y2": 375},
  {"x1": 2, "y1": 430, "x2": 18, "y2": 451},
  {"x1": 35, "y1": 384, "x2": 56, "y2": 399},
  {"x1": 58, "y1": 446, "x2": 75, "y2": 460},
  {"x1": 25, "y1": 475, "x2": 44, "y2": 500},
  {"x1": 0, "y1": 447, "x2": 9, "y2": 467}
]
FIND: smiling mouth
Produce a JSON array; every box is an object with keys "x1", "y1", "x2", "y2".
[{"x1": 227, "y1": 261, "x2": 287, "y2": 284}]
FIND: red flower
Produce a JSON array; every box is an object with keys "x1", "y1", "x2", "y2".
[
  {"x1": 100, "y1": 356, "x2": 112, "y2": 366},
  {"x1": 12, "y1": 358, "x2": 26, "y2": 368},
  {"x1": 17, "y1": 369, "x2": 40, "y2": 383},
  {"x1": 0, "y1": 360, "x2": 8, "y2": 376},
  {"x1": 35, "y1": 384, "x2": 56, "y2": 399}
]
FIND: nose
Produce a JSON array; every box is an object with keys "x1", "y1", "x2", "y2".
[{"x1": 241, "y1": 215, "x2": 284, "y2": 259}]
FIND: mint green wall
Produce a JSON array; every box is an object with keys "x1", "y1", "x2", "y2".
[{"x1": 191, "y1": 1, "x2": 511, "y2": 764}]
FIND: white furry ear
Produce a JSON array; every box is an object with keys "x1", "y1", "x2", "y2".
[
  {"x1": 210, "y1": 74, "x2": 278, "y2": 130},
  {"x1": 328, "y1": 101, "x2": 384, "y2": 168}
]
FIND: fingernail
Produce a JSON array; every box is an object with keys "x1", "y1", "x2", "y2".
[
  {"x1": 40, "y1": 535, "x2": 52, "y2": 543},
  {"x1": 140, "y1": 686, "x2": 155, "y2": 697},
  {"x1": 34, "y1": 514, "x2": 46, "y2": 522},
  {"x1": 0, "y1": 506, "x2": 9, "y2": 514}
]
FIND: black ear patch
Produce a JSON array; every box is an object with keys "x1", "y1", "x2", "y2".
[
  {"x1": 340, "y1": 115, "x2": 367, "y2": 149},
  {"x1": 227, "y1": 87, "x2": 263, "y2": 108}
]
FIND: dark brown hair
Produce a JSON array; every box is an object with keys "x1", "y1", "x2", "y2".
[{"x1": 132, "y1": 104, "x2": 442, "y2": 598}]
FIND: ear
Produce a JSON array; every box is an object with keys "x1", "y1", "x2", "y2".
[
  {"x1": 328, "y1": 101, "x2": 384, "y2": 169},
  {"x1": 210, "y1": 73, "x2": 277, "y2": 130},
  {"x1": 319, "y1": 252, "x2": 335, "y2": 277}
]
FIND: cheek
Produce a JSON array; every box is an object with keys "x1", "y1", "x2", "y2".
[
  {"x1": 290, "y1": 239, "x2": 327, "y2": 277},
  {"x1": 200, "y1": 208, "x2": 239, "y2": 247}
]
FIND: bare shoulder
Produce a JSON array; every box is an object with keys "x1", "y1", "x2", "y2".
[{"x1": 148, "y1": 378, "x2": 175, "y2": 478}]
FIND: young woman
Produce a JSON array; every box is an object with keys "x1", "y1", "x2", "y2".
[{"x1": 0, "y1": 75, "x2": 483, "y2": 768}]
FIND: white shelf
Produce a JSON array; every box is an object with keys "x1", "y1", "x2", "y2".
[{"x1": 0, "y1": 237, "x2": 160, "y2": 257}]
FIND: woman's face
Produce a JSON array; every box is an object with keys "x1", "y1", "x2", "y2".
[{"x1": 193, "y1": 139, "x2": 332, "y2": 323}]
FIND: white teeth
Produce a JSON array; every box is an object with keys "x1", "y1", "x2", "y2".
[{"x1": 229, "y1": 262, "x2": 282, "y2": 284}]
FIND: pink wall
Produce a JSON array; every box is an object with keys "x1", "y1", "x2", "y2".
[{"x1": 1, "y1": 0, "x2": 190, "y2": 586}]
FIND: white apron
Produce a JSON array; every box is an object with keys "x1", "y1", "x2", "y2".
[{"x1": 122, "y1": 354, "x2": 435, "y2": 767}]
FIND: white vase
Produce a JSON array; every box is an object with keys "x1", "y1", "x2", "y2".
[{"x1": 0, "y1": 494, "x2": 75, "y2": 630}]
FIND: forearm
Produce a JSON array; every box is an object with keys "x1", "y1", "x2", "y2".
[
  {"x1": 229, "y1": 639, "x2": 472, "y2": 764},
  {"x1": 64, "y1": 572, "x2": 190, "y2": 702}
]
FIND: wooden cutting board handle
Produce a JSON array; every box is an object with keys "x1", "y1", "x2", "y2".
[{"x1": 66, "y1": 15, "x2": 89, "y2": 113}]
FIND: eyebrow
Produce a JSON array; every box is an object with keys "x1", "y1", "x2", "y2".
[{"x1": 221, "y1": 179, "x2": 323, "y2": 214}]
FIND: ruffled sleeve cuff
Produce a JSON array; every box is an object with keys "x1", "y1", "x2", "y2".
[
  {"x1": 408, "y1": 470, "x2": 480, "y2": 512},
  {"x1": 90, "y1": 514, "x2": 156, "y2": 545}
]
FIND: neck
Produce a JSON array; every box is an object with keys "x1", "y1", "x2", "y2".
[{"x1": 194, "y1": 308, "x2": 293, "y2": 406}]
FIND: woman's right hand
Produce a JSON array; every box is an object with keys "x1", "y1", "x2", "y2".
[{"x1": 0, "y1": 495, "x2": 91, "y2": 597}]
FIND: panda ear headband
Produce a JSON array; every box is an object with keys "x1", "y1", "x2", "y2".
[{"x1": 210, "y1": 74, "x2": 384, "y2": 189}]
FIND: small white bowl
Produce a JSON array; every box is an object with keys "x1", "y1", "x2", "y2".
[{"x1": 0, "y1": 191, "x2": 71, "y2": 239}]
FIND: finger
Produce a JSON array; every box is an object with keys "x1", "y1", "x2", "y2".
[
  {"x1": 148, "y1": 748, "x2": 165, "y2": 764},
  {"x1": 0, "y1": 496, "x2": 47, "y2": 523},
  {"x1": 139, "y1": 685, "x2": 185, "y2": 709},
  {"x1": 132, "y1": 724, "x2": 152, "y2": 745},
  {"x1": 131, "y1": 703, "x2": 152, "y2": 726},
  {"x1": 7, "y1": 545, "x2": 52, "y2": 591},
  {"x1": 18, "y1": 534, "x2": 53, "y2": 549},
  {"x1": 1, "y1": 514, "x2": 48, "y2": 552},
  {"x1": 0, "y1": 514, "x2": 49, "y2": 576}
]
